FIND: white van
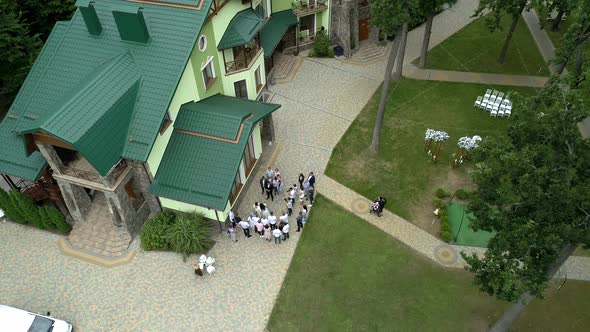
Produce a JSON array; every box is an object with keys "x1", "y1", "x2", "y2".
[{"x1": 0, "y1": 305, "x2": 73, "y2": 332}]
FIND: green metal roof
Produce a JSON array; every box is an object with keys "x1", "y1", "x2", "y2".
[
  {"x1": 218, "y1": 8, "x2": 265, "y2": 50},
  {"x1": 0, "y1": 0, "x2": 213, "y2": 180},
  {"x1": 260, "y1": 10, "x2": 298, "y2": 58},
  {"x1": 150, "y1": 94, "x2": 281, "y2": 210}
]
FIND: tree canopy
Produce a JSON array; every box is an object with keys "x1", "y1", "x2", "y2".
[{"x1": 463, "y1": 83, "x2": 590, "y2": 302}]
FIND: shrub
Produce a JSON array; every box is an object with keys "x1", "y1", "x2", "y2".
[
  {"x1": 0, "y1": 190, "x2": 25, "y2": 223},
  {"x1": 441, "y1": 231, "x2": 452, "y2": 243},
  {"x1": 312, "y1": 30, "x2": 332, "y2": 57},
  {"x1": 455, "y1": 189, "x2": 471, "y2": 200},
  {"x1": 165, "y1": 212, "x2": 212, "y2": 261},
  {"x1": 432, "y1": 198, "x2": 443, "y2": 208},
  {"x1": 440, "y1": 222, "x2": 451, "y2": 233},
  {"x1": 435, "y1": 188, "x2": 450, "y2": 199},
  {"x1": 140, "y1": 212, "x2": 174, "y2": 251},
  {"x1": 46, "y1": 207, "x2": 71, "y2": 234},
  {"x1": 12, "y1": 190, "x2": 42, "y2": 228}
]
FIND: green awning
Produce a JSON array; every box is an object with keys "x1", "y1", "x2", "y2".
[
  {"x1": 218, "y1": 9, "x2": 265, "y2": 50},
  {"x1": 260, "y1": 10, "x2": 298, "y2": 58},
  {"x1": 150, "y1": 94, "x2": 281, "y2": 210}
]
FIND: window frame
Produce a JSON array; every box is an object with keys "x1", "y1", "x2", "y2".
[{"x1": 201, "y1": 56, "x2": 216, "y2": 90}]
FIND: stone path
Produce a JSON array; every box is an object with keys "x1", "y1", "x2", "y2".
[
  {"x1": 317, "y1": 175, "x2": 590, "y2": 281},
  {"x1": 404, "y1": 64, "x2": 549, "y2": 87},
  {"x1": 522, "y1": 9, "x2": 563, "y2": 74}
]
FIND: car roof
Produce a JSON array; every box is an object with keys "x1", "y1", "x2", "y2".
[{"x1": 0, "y1": 305, "x2": 71, "y2": 332}]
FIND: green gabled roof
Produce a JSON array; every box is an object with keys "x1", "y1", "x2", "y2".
[
  {"x1": 260, "y1": 10, "x2": 298, "y2": 58},
  {"x1": 218, "y1": 8, "x2": 265, "y2": 50},
  {"x1": 20, "y1": 52, "x2": 140, "y2": 175},
  {"x1": 150, "y1": 94, "x2": 281, "y2": 210},
  {"x1": 0, "y1": 0, "x2": 213, "y2": 180}
]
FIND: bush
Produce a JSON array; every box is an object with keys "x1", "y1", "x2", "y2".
[
  {"x1": 0, "y1": 190, "x2": 25, "y2": 224},
  {"x1": 435, "y1": 188, "x2": 450, "y2": 199},
  {"x1": 440, "y1": 222, "x2": 451, "y2": 232},
  {"x1": 165, "y1": 212, "x2": 212, "y2": 261},
  {"x1": 46, "y1": 207, "x2": 71, "y2": 234},
  {"x1": 0, "y1": 189, "x2": 69, "y2": 233},
  {"x1": 455, "y1": 189, "x2": 471, "y2": 200},
  {"x1": 140, "y1": 211, "x2": 175, "y2": 251},
  {"x1": 312, "y1": 30, "x2": 333, "y2": 57},
  {"x1": 432, "y1": 198, "x2": 443, "y2": 208},
  {"x1": 441, "y1": 231, "x2": 452, "y2": 243}
]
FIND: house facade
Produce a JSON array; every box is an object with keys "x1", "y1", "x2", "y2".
[
  {"x1": 0, "y1": 0, "x2": 336, "y2": 247},
  {"x1": 330, "y1": 0, "x2": 378, "y2": 57}
]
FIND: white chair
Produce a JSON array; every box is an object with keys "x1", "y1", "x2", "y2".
[
  {"x1": 474, "y1": 96, "x2": 483, "y2": 108},
  {"x1": 486, "y1": 98, "x2": 495, "y2": 112},
  {"x1": 505, "y1": 105, "x2": 512, "y2": 117},
  {"x1": 484, "y1": 89, "x2": 492, "y2": 99},
  {"x1": 498, "y1": 105, "x2": 506, "y2": 117},
  {"x1": 492, "y1": 90, "x2": 499, "y2": 97},
  {"x1": 490, "y1": 108, "x2": 498, "y2": 117},
  {"x1": 206, "y1": 265, "x2": 216, "y2": 275},
  {"x1": 497, "y1": 92, "x2": 504, "y2": 100},
  {"x1": 199, "y1": 255, "x2": 207, "y2": 264},
  {"x1": 206, "y1": 256, "x2": 215, "y2": 267}
]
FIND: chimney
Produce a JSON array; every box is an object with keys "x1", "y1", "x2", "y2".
[
  {"x1": 112, "y1": 6, "x2": 150, "y2": 43},
  {"x1": 79, "y1": 1, "x2": 102, "y2": 35}
]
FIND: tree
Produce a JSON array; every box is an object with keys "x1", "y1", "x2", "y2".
[
  {"x1": 0, "y1": 189, "x2": 26, "y2": 224},
  {"x1": 16, "y1": 0, "x2": 76, "y2": 41},
  {"x1": 418, "y1": 0, "x2": 457, "y2": 68},
  {"x1": 473, "y1": 0, "x2": 529, "y2": 64},
  {"x1": 463, "y1": 81, "x2": 590, "y2": 330},
  {"x1": 0, "y1": 0, "x2": 42, "y2": 108},
  {"x1": 369, "y1": 0, "x2": 413, "y2": 153},
  {"x1": 46, "y1": 206, "x2": 70, "y2": 234}
]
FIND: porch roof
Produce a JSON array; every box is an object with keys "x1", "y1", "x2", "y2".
[
  {"x1": 260, "y1": 10, "x2": 298, "y2": 58},
  {"x1": 218, "y1": 8, "x2": 265, "y2": 50},
  {"x1": 150, "y1": 94, "x2": 280, "y2": 211}
]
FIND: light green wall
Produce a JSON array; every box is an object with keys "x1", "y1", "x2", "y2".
[
  {"x1": 192, "y1": 21, "x2": 224, "y2": 98},
  {"x1": 253, "y1": 123, "x2": 262, "y2": 158},
  {"x1": 317, "y1": 8, "x2": 330, "y2": 34},
  {"x1": 272, "y1": 0, "x2": 292, "y2": 13},
  {"x1": 221, "y1": 52, "x2": 266, "y2": 100},
  {"x1": 147, "y1": 60, "x2": 199, "y2": 174},
  {"x1": 161, "y1": 197, "x2": 231, "y2": 221},
  {"x1": 211, "y1": 0, "x2": 250, "y2": 47}
]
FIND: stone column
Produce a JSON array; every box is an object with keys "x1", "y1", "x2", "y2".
[{"x1": 37, "y1": 143, "x2": 92, "y2": 224}]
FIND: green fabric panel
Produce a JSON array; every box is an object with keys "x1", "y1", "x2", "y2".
[
  {"x1": 260, "y1": 10, "x2": 298, "y2": 58},
  {"x1": 218, "y1": 9, "x2": 265, "y2": 50},
  {"x1": 0, "y1": 0, "x2": 214, "y2": 180},
  {"x1": 151, "y1": 95, "x2": 281, "y2": 210}
]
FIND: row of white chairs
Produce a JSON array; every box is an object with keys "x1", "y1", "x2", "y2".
[{"x1": 474, "y1": 89, "x2": 512, "y2": 117}]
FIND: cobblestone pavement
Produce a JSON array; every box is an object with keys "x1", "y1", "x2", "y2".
[{"x1": 0, "y1": 217, "x2": 302, "y2": 331}]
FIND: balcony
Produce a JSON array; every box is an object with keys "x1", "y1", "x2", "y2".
[
  {"x1": 292, "y1": 0, "x2": 328, "y2": 17},
  {"x1": 56, "y1": 158, "x2": 131, "y2": 191},
  {"x1": 224, "y1": 41, "x2": 263, "y2": 75}
]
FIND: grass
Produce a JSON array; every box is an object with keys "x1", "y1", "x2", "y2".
[
  {"x1": 422, "y1": 15, "x2": 549, "y2": 76},
  {"x1": 325, "y1": 78, "x2": 538, "y2": 228},
  {"x1": 268, "y1": 195, "x2": 590, "y2": 331},
  {"x1": 267, "y1": 195, "x2": 506, "y2": 331}
]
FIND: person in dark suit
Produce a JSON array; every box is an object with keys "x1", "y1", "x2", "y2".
[
  {"x1": 298, "y1": 173, "x2": 305, "y2": 189},
  {"x1": 265, "y1": 180, "x2": 274, "y2": 201},
  {"x1": 260, "y1": 176, "x2": 267, "y2": 195},
  {"x1": 308, "y1": 172, "x2": 316, "y2": 188}
]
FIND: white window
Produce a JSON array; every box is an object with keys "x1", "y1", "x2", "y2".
[
  {"x1": 201, "y1": 56, "x2": 216, "y2": 89},
  {"x1": 198, "y1": 35, "x2": 207, "y2": 52}
]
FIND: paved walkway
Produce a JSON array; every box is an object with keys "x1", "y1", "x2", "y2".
[
  {"x1": 317, "y1": 175, "x2": 590, "y2": 281},
  {"x1": 404, "y1": 64, "x2": 549, "y2": 87},
  {"x1": 522, "y1": 9, "x2": 563, "y2": 74}
]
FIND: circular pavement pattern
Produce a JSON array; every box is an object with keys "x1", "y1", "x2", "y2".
[
  {"x1": 351, "y1": 198, "x2": 370, "y2": 214},
  {"x1": 433, "y1": 244, "x2": 458, "y2": 265}
]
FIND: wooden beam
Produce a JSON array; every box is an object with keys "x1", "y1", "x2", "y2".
[{"x1": 32, "y1": 132, "x2": 76, "y2": 151}]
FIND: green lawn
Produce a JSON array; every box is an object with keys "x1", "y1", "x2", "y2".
[
  {"x1": 422, "y1": 15, "x2": 549, "y2": 76},
  {"x1": 325, "y1": 78, "x2": 538, "y2": 231},
  {"x1": 267, "y1": 195, "x2": 506, "y2": 331},
  {"x1": 268, "y1": 195, "x2": 590, "y2": 331}
]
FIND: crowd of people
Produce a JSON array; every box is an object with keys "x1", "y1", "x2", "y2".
[{"x1": 226, "y1": 168, "x2": 316, "y2": 244}]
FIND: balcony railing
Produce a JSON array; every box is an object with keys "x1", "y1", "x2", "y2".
[
  {"x1": 225, "y1": 46, "x2": 262, "y2": 74},
  {"x1": 293, "y1": 0, "x2": 328, "y2": 17},
  {"x1": 59, "y1": 159, "x2": 128, "y2": 186}
]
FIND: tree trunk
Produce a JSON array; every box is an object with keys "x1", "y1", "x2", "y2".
[
  {"x1": 369, "y1": 35, "x2": 402, "y2": 154},
  {"x1": 393, "y1": 6, "x2": 410, "y2": 80},
  {"x1": 419, "y1": 13, "x2": 434, "y2": 68},
  {"x1": 498, "y1": 13, "x2": 521, "y2": 64},
  {"x1": 490, "y1": 243, "x2": 577, "y2": 332},
  {"x1": 551, "y1": 9, "x2": 565, "y2": 32},
  {"x1": 574, "y1": 48, "x2": 585, "y2": 84}
]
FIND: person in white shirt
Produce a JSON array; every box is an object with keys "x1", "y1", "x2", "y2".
[
  {"x1": 272, "y1": 228, "x2": 282, "y2": 244},
  {"x1": 279, "y1": 211, "x2": 289, "y2": 224},
  {"x1": 239, "y1": 219, "x2": 251, "y2": 238},
  {"x1": 254, "y1": 202, "x2": 262, "y2": 216},
  {"x1": 282, "y1": 223, "x2": 290, "y2": 240},
  {"x1": 248, "y1": 214, "x2": 257, "y2": 232},
  {"x1": 229, "y1": 210, "x2": 235, "y2": 223},
  {"x1": 268, "y1": 212, "x2": 278, "y2": 230},
  {"x1": 261, "y1": 216, "x2": 269, "y2": 228},
  {"x1": 285, "y1": 198, "x2": 293, "y2": 216}
]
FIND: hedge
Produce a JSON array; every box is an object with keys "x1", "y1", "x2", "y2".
[{"x1": 0, "y1": 189, "x2": 70, "y2": 234}]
